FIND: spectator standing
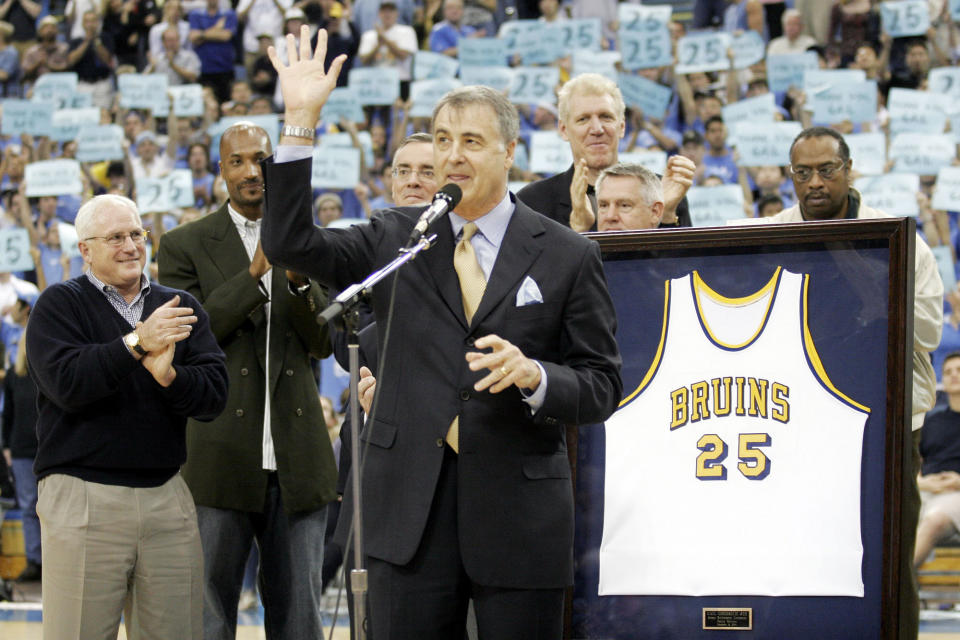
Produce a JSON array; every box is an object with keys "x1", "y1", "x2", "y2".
[
  {"x1": 828, "y1": 0, "x2": 880, "y2": 65},
  {"x1": 20, "y1": 15, "x2": 68, "y2": 84},
  {"x1": 429, "y1": 0, "x2": 475, "y2": 57},
  {"x1": 188, "y1": 0, "x2": 237, "y2": 103},
  {"x1": 701, "y1": 115, "x2": 738, "y2": 184},
  {"x1": 358, "y1": 0, "x2": 417, "y2": 99},
  {"x1": 351, "y1": 0, "x2": 415, "y2": 34},
  {"x1": 2, "y1": 318, "x2": 39, "y2": 582},
  {"x1": 310, "y1": 1, "x2": 359, "y2": 88},
  {"x1": 767, "y1": 9, "x2": 817, "y2": 55},
  {"x1": 249, "y1": 32, "x2": 278, "y2": 97},
  {"x1": 147, "y1": 0, "x2": 190, "y2": 60},
  {"x1": 67, "y1": 10, "x2": 116, "y2": 109},
  {"x1": 26, "y1": 194, "x2": 228, "y2": 638},
  {"x1": 146, "y1": 24, "x2": 201, "y2": 85},
  {"x1": 131, "y1": 130, "x2": 173, "y2": 179},
  {"x1": 0, "y1": 0, "x2": 43, "y2": 59},
  {"x1": 236, "y1": 0, "x2": 290, "y2": 77},
  {"x1": 187, "y1": 141, "x2": 215, "y2": 208},
  {"x1": 0, "y1": 21, "x2": 20, "y2": 96},
  {"x1": 157, "y1": 123, "x2": 337, "y2": 640}
]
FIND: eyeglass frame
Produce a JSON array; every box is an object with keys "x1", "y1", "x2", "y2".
[
  {"x1": 788, "y1": 160, "x2": 849, "y2": 183},
  {"x1": 391, "y1": 166, "x2": 436, "y2": 181},
  {"x1": 82, "y1": 229, "x2": 150, "y2": 247}
]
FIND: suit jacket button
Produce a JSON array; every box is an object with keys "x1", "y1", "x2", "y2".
[
  {"x1": 459, "y1": 390, "x2": 470, "y2": 401},
  {"x1": 465, "y1": 337, "x2": 475, "y2": 347},
  {"x1": 296, "y1": 408, "x2": 303, "y2": 416},
  {"x1": 435, "y1": 438, "x2": 444, "y2": 447},
  {"x1": 240, "y1": 367, "x2": 249, "y2": 376},
  {"x1": 235, "y1": 409, "x2": 244, "y2": 417},
  {"x1": 285, "y1": 369, "x2": 294, "y2": 376},
  {"x1": 236, "y1": 330, "x2": 243, "y2": 337},
  {"x1": 545, "y1": 417, "x2": 557, "y2": 425}
]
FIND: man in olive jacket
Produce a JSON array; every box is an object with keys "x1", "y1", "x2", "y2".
[{"x1": 157, "y1": 123, "x2": 336, "y2": 640}]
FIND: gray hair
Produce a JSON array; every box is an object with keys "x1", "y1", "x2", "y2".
[
  {"x1": 395, "y1": 132, "x2": 433, "y2": 159},
  {"x1": 75, "y1": 194, "x2": 139, "y2": 240},
  {"x1": 432, "y1": 85, "x2": 519, "y2": 146},
  {"x1": 782, "y1": 8, "x2": 802, "y2": 26},
  {"x1": 596, "y1": 162, "x2": 663, "y2": 207},
  {"x1": 558, "y1": 73, "x2": 626, "y2": 124}
]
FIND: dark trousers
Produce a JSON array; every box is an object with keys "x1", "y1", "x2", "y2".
[{"x1": 366, "y1": 447, "x2": 564, "y2": 640}]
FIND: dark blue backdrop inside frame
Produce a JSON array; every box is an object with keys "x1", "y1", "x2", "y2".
[{"x1": 573, "y1": 241, "x2": 892, "y2": 640}]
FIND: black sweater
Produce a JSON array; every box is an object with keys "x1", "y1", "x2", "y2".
[{"x1": 27, "y1": 276, "x2": 228, "y2": 487}]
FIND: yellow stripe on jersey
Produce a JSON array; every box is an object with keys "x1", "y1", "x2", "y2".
[
  {"x1": 620, "y1": 279, "x2": 671, "y2": 407},
  {"x1": 801, "y1": 274, "x2": 871, "y2": 414},
  {"x1": 693, "y1": 267, "x2": 782, "y2": 350}
]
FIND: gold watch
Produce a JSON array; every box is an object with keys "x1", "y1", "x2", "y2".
[{"x1": 124, "y1": 331, "x2": 148, "y2": 356}]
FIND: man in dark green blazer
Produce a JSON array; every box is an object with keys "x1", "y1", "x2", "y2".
[{"x1": 157, "y1": 123, "x2": 336, "y2": 640}]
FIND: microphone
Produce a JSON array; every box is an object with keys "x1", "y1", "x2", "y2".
[{"x1": 407, "y1": 184, "x2": 462, "y2": 246}]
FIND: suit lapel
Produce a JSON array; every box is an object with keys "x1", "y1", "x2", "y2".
[
  {"x1": 470, "y1": 203, "x2": 544, "y2": 329},
  {"x1": 419, "y1": 216, "x2": 470, "y2": 330},
  {"x1": 266, "y1": 267, "x2": 285, "y2": 392}
]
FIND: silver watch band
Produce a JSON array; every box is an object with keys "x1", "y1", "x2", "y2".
[{"x1": 281, "y1": 125, "x2": 315, "y2": 139}]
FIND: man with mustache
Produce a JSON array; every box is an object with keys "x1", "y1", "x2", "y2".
[
  {"x1": 769, "y1": 126, "x2": 943, "y2": 640},
  {"x1": 157, "y1": 123, "x2": 338, "y2": 639}
]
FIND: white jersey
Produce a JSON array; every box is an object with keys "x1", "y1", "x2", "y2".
[{"x1": 599, "y1": 268, "x2": 869, "y2": 597}]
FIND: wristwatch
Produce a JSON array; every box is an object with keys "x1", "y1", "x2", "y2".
[
  {"x1": 124, "y1": 331, "x2": 148, "y2": 356},
  {"x1": 281, "y1": 125, "x2": 315, "y2": 140}
]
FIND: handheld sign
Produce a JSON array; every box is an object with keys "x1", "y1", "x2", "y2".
[
  {"x1": 929, "y1": 67, "x2": 960, "y2": 100},
  {"x1": 732, "y1": 121, "x2": 802, "y2": 167},
  {"x1": 58, "y1": 222, "x2": 80, "y2": 259},
  {"x1": 26, "y1": 159, "x2": 83, "y2": 197},
  {"x1": 845, "y1": 132, "x2": 887, "y2": 176},
  {"x1": 168, "y1": 84, "x2": 204, "y2": 117},
  {"x1": 459, "y1": 66, "x2": 513, "y2": 93},
  {"x1": 509, "y1": 67, "x2": 559, "y2": 105},
  {"x1": 809, "y1": 80, "x2": 878, "y2": 124},
  {"x1": 118, "y1": 73, "x2": 169, "y2": 112},
  {"x1": 766, "y1": 52, "x2": 819, "y2": 93},
  {"x1": 458, "y1": 37, "x2": 508, "y2": 68},
  {"x1": 529, "y1": 131, "x2": 573, "y2": 175},
  {"x1": 51, "y1": 107, "x2": 101, "y2": 142},
  {"x1": 675, "y1": 32, "x2": 732, "y2": 74},
  {"x1": 410, "y1": 78, "x2": 462, "y2": 118},
  {"x1": 321, "y1": 87, "x2": 366, "y2": 125},
  {"x1": 76, "y1": 124, "x2": 126, "y2": 162},
  {"x1": 413, "y1": 51, "x2": 459, "y2": 80},
  {"x1": 32, "y1": 72, "x2": 79, "y2": 109},
  {"x1": 0, "y1": 228, "x2": 34, "y2": 273},
  {"x1": 932, "y1": 166, "x2": 960, "y2": 211},
  {"x1": 731, "y1": 31, "x2": 766, "y2": 69},
  {"x1": 524, "y1": 24, "x2": 565, "y2": 65},
  {"x1": 617, "y1": 4, "x2": 673, "y2": 70},
  {"x1": 559, "y1": 18, "x2": 603, "y2": 52},
  {"x1": 855, "y1": 173, "x2": 920, "y2": 216},
  {"x1": 573, "y1": 49, "x2": 621, "y2": 82},
  {"x1": 686, "y1": 184, "x2": 746, "y2": 226},
  {"x1": 618, "y1": 150, "x2": 668, "y2": 175},
  {"x1": 136, "y1": 170, "x2": 195, "y2": 212},
  {"x1": 932, "y1": 246, "x2": 958, "y2": 292},
  {"x1": 498, "y1": 20, "x2": 543, "y2": 62},
  {"x1": 889, "y1": 133, "x2": 955, "y2": 174},
  {"x1": 320, "y1": 131, "x2": 375, "y2": 170},
  {"x1": 349, "y1": 68, "x2": 400, "y2": 106},
  {"x1": 722, "y1": 93, "x2": 776, "y2": 145},
  {"x1": 2, "y1": 99, "x2": 53, "y2": 137},
  {"x1": 880, "y1": 0, "x2": 930, "y2": 37},
  {"x1": 952, "y1": 0, "x2": 960, "y2": 21},
  {"x1": 618, "y1": 73, "x2": 673, "y2": 120},
  {"x1": 311, "y1": 146, "x2": 361, "y2": 189},
  {"x1": 888, "y1": 88, "x2": 948, "y2": 134}
]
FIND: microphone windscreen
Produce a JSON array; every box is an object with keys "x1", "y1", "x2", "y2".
[{"x1": 436, "y1": 183, "x2": 462, "y2": 208}]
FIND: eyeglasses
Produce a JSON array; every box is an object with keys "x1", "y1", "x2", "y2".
[
  {"x1": 789, "y1": 161, "x2": 847, "y2": 183},
  {"x1": 392, "y1": 167, "x2": 435, "y2": 181},
  {"x1": 83, "y1": 229, "x2": 150, "y2": 246}
]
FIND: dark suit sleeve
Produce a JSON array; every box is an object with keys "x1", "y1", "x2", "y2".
[
  {"x1": 534, "y1": 240, "x2": 622, "y2": 427},
  {"x1": 286, "y1": 281, "x2": 334, "y2": 360},
  {"x1": 157, "y1": 228, "x2": 270, "y2": 343}
]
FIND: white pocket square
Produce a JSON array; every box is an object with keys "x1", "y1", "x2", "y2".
[{"x1": 515, "y1": 276, "x2": 543, "y2": 307}]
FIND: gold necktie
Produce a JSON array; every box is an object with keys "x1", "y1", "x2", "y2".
[{"x1": 447, "y1": 222, "x2": 486, "y2": 452}]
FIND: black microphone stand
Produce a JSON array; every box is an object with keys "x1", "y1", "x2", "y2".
[{"x1": 317, "y1": 233, "x2": 439, "y2": 640}]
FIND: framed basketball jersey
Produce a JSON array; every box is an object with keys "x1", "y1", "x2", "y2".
[{"x1": 573, "y1": 219, "x2": 915, "y2": 639}]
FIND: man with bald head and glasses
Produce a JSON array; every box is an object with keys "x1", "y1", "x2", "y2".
[
  {"x1": 768, "y1": 126, "x2": 943, "y2": 640},
  {"x1": 26, "y1": 194, "x2": 228, "y2": 639}
]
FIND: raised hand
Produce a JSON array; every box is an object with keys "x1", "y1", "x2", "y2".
[{"x1": 268, "y1": 25, "x2": 347, "y2": 127}]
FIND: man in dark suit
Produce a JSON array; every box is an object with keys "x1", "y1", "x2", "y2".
[
  {"x1": 517, "y1": 72, "x2": 692, "y2": 230},
  {"x1": 156, "y1": 123, "x2": 338, "y2": 640},
  {"x1": 261, "y1": 29, "x2": 622, "y2": 640}
]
